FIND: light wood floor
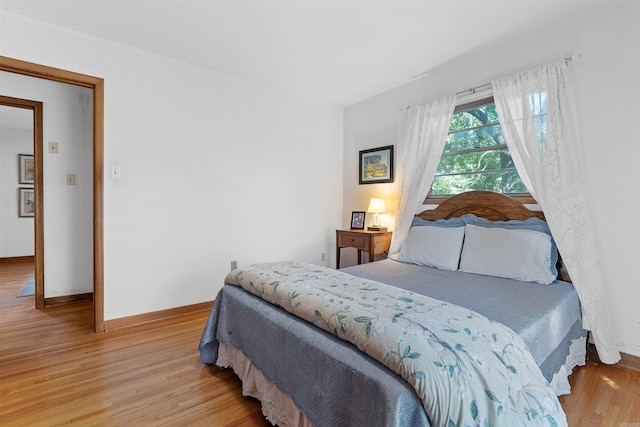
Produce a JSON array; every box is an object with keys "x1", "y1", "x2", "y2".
[{"x1": 1, "y1": 260, "x2": 639, "y2": 426}]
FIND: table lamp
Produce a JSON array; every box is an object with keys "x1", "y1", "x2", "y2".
[{"x1": 367, "y1": 198, "x2": 387, "y2": 231}]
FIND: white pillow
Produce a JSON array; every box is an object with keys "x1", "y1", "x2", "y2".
[
  {"x1": 395, "y1": 226, "x2": 465, "y2": 271},
  {"x1": 459, "y1": 224, "x2": 555, "y2": 284}
]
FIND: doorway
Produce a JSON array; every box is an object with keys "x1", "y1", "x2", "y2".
[
  {"x1": 0, "y1": 97, "x2": 43, "y2": 308},
  {"x1": 0, "y1": 56, "x2": 105, "y2": 333}
]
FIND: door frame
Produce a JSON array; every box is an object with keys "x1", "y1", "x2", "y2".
[
  {"x1": 0, "y1": 95, "x2": 44, "y2": 308},
  {"x1": 0, "y1": 56, "x2": 105, "y2": 333}
]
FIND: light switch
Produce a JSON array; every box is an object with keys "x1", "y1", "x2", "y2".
[
  {"x1": 66, "y1": 174, "x2": 76, "y2": 185},
  {"x1": 48, "y1": 142, "x2": 59, "y2": 153}
]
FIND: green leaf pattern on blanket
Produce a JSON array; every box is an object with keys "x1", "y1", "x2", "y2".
[{"x1": 227, "y1": 262, "x2": 567, "y2": 427}]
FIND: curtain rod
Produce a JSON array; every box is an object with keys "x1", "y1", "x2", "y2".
[
  {"x1": 455, "y1": 82, "x2": 492, "y2": 97},
  {"x1": 405, "y1": 53, "x2": 581, "y2": 111}
]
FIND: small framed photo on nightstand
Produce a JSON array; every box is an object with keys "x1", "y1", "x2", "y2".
[{"x1": 350, "y1": 211, "x2": 365, "y2": 229}]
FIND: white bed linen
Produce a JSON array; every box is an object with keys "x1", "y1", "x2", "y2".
[
  {"x1": 217, "y1": 343, "x2": 313, "y2": 427},
  {"x1": 548, "y1": 336, "x2": 587, "y2": 395}
]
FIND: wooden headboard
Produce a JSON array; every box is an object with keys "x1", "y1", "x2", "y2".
[
  {"x1": 416, "y1": 191, "x2": 544, "y2": 221},
  {"x1": 417, "y1": 191, "x2": 571, "y2": 281}
]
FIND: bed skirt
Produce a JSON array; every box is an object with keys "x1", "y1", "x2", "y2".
[
  {"x1": 549, "y1": 334, "x2": 587, "y2": 395},
  {"x1": 216, "y1": 342, "x2": 313, "y2": 427}
]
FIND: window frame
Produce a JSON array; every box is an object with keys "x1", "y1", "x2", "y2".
[{"x1": 424, "y1": 96, "x2": 534, "y2": 204}]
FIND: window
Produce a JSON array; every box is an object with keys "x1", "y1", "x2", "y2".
[{"x1": 427, "y1": 97, "x2": 531, "y2": 201}]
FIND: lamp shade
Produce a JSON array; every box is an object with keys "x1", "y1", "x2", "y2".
[{"x1": 367, "y1": 198, "x2": 386, "y2": 214}]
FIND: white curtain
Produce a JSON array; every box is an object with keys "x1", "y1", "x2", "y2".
[
  {"x1": 492, "y1": 60, "x2": 620, "y2": 364},
  {"x1": 389, "y1": 95, "x2": 456, "y2": 256}
]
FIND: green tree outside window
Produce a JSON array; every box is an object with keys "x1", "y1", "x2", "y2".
[{"x1": 430, "y1": 99, "x2": 530, "y2": 197}]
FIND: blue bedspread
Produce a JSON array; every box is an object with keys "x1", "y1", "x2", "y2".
[
  {"x1": 201, "y1": 285, "x2": 430, "y2": 426},
  {"x1": 342, "y1": 259, "x2": 586, "y2": 381},
  {"x1": 201, "y1": 261, "x2": 572, "y2": 426}
]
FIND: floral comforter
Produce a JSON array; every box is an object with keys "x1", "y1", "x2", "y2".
[{"x1": 226, "y1": 261, "x2": 566, "y2": 427}]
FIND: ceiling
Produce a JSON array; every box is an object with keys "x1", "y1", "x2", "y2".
[{"x1": 0, "y1": 0, "x2": 615, "y2": 108}]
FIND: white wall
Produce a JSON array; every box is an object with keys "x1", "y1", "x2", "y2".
[
  {"x1": 1, "y1": 11, "x2": 344, "y2": 320},
  {"x1": 344, "y1": 2, "x2": 640, "y2": 357},
  {"x1": 0, "y1": 72, "x2": 94, "y2": 297},
  {"x1": 0, "y1": 123, "x2": 34, "y2": 257}
]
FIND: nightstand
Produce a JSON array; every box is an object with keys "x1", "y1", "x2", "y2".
[{"x1": 336, "y1": 229, "x2": 393, "y2": 269}]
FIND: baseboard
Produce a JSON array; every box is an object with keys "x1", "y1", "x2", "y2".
[
  {"x1": 45, "y1": 292, "x2": 93, "y2": 307},
  {"x1": 0, "y1": 255, "x2": 35, "y2": 264},
  {"x1": 619, "y1": 351, "x2": 640, "y2": 372},
  {"x1": 587, "y1": 343, "x2": 640, "y2": 372},
  {"x1": 104, "y1": 301, "x2": 214, "y2": 331}
]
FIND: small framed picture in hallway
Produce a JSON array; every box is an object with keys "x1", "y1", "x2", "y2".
[
  {"x1": 18, "y1": 187, "x2": 34, "y2": 217},
  {"x1": 19, "y1": 154, "x2": 34, "y2": 185}
]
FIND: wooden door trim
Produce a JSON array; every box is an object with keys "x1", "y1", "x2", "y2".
[
  {"x1": 0, "y1": 95, "x2": 43, "y2": 309},
  {"x1": 0, "y1": 56, "x2": 105, "y2": 333}
]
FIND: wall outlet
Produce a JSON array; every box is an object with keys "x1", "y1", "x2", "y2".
[
  {"x1": 110, "y1": 165, "x2": 121, "y2": 179},
  {"x1": 321, "y1": 252, "x2": 326, "y2": 262},
  {"x1": 66, "y1": 174, "x2": 76, "y2": 185},
  {"x1": 48, "y1": 141, "x2": 59, "y2": 153},
  {"x1": 230, "y1": 260, "x2": 237, "y2": 272}
]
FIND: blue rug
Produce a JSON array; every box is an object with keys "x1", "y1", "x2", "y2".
[{"x1": 17, "y1": 275, "x2": 35, "y2": 297}]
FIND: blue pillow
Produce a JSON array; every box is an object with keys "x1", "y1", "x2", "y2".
[
  {"x1": 458, "y1": 214, "x2": 559, "y2": 279},
  {"x1": 411, "y1": 216, "x2": 466, "y2": 228}
]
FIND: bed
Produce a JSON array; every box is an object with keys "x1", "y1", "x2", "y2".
[{"x1": 200, "y1": 191, "x2": 586, "y2": 427}]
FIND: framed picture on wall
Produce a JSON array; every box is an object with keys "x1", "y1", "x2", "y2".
[
  {"x1": 350, "y1": 211, "x2": 365, "y2": 229},
  {"x1": 359, "y1": 145, "x2": 394, "y2": 184},
  {"x1": 18, "y1": 187, "x2": 35, "y2": 217},
  {"x1": 19, "y1": 154, "x2": 34, "y2": 185}
]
